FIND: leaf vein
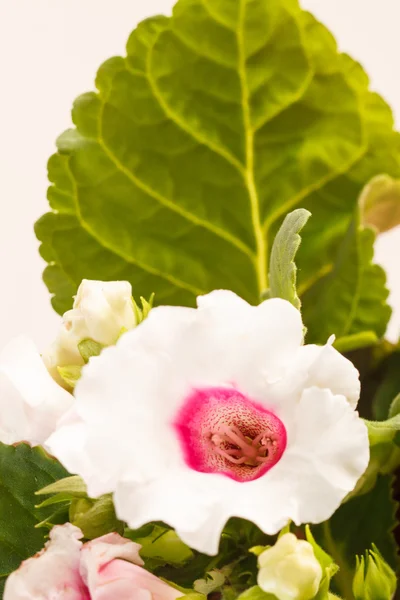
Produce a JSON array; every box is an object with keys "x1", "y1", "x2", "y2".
[{"x1": 145, "y1": 29, "x2": 246, "y2": 174}]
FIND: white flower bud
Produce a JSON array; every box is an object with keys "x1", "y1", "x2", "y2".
[
  {"x1": 258, "y1": 533, "x2": 323, "y2": 600},
  {"x1": 43, "y1": 280, "x2": 136, "y2": 383}
]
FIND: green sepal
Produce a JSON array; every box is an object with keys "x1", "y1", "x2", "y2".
[
  {"x1": 57, "y1": 365, "x2": 82, "y2": 388},
  {"x1": 249, "y1": 545, "x2": 268, "y2": 557},
  {"x1": 352, "y1": 545, "x2": 397, "y2": 600},
  {"x1": 132, "y1": 293, "x2": 155, "y2": 326},
  {"x1": 78, "y1": 338, "x2": 104, "y2": 362},
  {"x1": 237, "y1": 586, "x2": 276, "y2": 600},
  {"x1": 388, "y1": 392, "x2": 400, "y2": 418},
  {"x1": 70, "y1": 494, "x2": 124, "y2": 539},
  {"x1": 305, "y1": 526, "x2": 338, "y2": 599}
]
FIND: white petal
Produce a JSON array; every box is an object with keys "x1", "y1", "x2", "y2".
[
  {"x1": 114, "y1": 469, "x2": 230, "y2": 555},
  {"x1": 293, "y1": 342, "x2": 360, "y2": 408},
  {"x1": 0, "y1": 336, "x2": 73, "y2": 445}
]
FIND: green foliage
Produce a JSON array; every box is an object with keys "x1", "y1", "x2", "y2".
[
  {"x1": 36, "y1": 0, "x2": 399, "y2": 350},
  {"x1": 70, "y1": 495, "x2": 123, "y2": 539},
  {"x1": 153, "y1": 518, "x2": 268, "y2": 595},
  {"x1": 127, "y1": 523, "x2": 193, "y2": 567},
  {"x1": 37, "y1": 475, "x2": 123, "y2": 540},
  {"x1": 317, "y1": 476, "x2": 398, "y2": 599},
  {"x1": 0, "y1": 444, "x2": 68, "y2": 591},
  {"x1": 302, "y1": 214, "x2": 391, "y2": 344},
  {"x1": 269, "y1": 208, "x2": 311, "y2": 309},
  {"x1": 372, "y1": 349, "x2": 400, "y2": 420}
]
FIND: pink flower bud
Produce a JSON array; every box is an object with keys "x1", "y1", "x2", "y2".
[{"x1": 4, "y1": 523, "x2": 183, "y2": 600}]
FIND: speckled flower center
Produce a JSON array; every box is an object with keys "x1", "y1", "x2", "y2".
[{"x1": 174, "y1": 387, "x2": 287, "y2": 482}]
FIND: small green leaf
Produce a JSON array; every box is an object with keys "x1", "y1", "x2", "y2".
[
  {"x1": 36, "y1": 475, "x2": 88, "y2": 497},
  {"x1": 78, "y1": 338, "x2": 104, "y2": 362},
  {"x1": 57, "y1": 365, "x2": 82, "y2": 388},
  {"x1": 269, "y1": 209, "x2": 311, "y2": 309},
  {"x1": 0, "y1": 443, "x2": 68, "y2": 587}
]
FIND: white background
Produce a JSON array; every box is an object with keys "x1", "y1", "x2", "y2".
[{"x1": 1, "y1": 0, "x2": 400, "y2": 350}]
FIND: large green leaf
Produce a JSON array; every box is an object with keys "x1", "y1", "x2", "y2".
[
  {"x1": 36, "y1": 0, "x2": 400, "y2": 331},
  {"x1": 0, "y1": 444, "x2": 68, "y2": 594}
]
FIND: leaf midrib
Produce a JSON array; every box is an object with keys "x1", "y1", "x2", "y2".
[{"x1": 237, "y1": 0, "x2": 268, "y2": 294}]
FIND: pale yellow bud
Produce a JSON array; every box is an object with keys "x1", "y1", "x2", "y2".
[
  {"x1": 43, "y1": 280, "x2": 136, "y2": 385},
  {"x1": 258, "y1": 533, "x2": 322, "y2": 600}
]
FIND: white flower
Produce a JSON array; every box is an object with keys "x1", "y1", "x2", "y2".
[
  {"x1": 0, "y1": 336, "x2": 73, "y2": 445},
  {"x1": 47, "y1": 290, "x2": 369, "y2": 554},
  {"x1": 258, "y1": 533, "x2": 322, "y2": 600},
  {"x1": 43, "y1": 279, "x2": 136, "y2": 380}
]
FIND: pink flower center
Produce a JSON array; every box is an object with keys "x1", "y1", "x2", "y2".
[{"x1": 173, "y1": 387, "x2": 287, "y2": 482}]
